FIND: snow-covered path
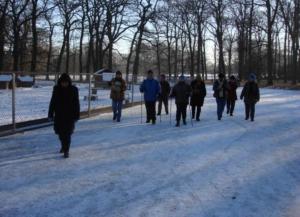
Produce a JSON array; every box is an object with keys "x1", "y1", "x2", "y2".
[{"x1": 1, "y1": 87, "x2": 300, "y2": 217}]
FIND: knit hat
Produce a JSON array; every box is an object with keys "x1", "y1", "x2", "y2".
[
  {"x1": 230, "y1": 75, "x2": 235, "y2": 80},
  {"x1": 218, "y1": 73, "x2": 225, "y2": 79},
  {"x1": 249, "y1": 73, "x2": 256, "y2": 81},
  {"x1": 179, "y1": 75, "x2": 185, "y2": 80}
]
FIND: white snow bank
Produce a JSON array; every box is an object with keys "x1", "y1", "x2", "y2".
[{"x1": 0, "y1": 87, "x2": 300, "y2": 217}]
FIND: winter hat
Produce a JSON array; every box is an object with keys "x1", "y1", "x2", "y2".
[
  {"x1": 116, "y1": 71, "x2": 122, "y2": 76},
  {"x1": 249, "y1": 73, "x2": 256, "y2": 81},
  {"x1": 230, "y1": 75, "x2": 235, "y2": 80},
  {"x1": 218, "y1": 73, "x2": 225, "y2": 79},
  {"x1": 179, "y1": 75, "x2": 185, "y2": 81},
  {"x1": 147, "y1": 70, "x2": 153, "y2": 75}
]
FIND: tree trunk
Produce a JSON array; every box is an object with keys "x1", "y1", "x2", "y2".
[
  {"x1": 13, "y1": 26, "x2": 20, "y2": 71},
  {"x1": 283, "y1": 24, "x2": 287, "y2": 83},
  {"x1": 132, "y1": 28, "x2": 144, "y2": 83},
  {"x1": 46, "y1": 25, "x2": 54, "y2": 79},
  {"x1": 174, "y1": 26, "x2": 179, "y2": 79},
  {"x1": 56, "y1": 26, "x2": 66, "y2": 73},
  {"x1": 126, "y1": 30, "x2": 138, "y2": 82},
  {"x1": 65, "y1": 28, "x2": 70, "y2": 74},
  {"x1": 0, "y1": 1, "x2": 8, "y2": 71},
  {"x1": 79, "y1": 13, "x2": 85, "y2": 78},
  {"x1": 30, "y1": 0, "x2": 38, "y2": 73}
]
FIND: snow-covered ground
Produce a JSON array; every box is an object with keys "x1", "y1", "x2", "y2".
[
  {"x1": 0, "y1": 80, "x2": 142, "y2": 126},
  {"x1": 1, "y1": 87, "x2": 300, "y2": 217}
]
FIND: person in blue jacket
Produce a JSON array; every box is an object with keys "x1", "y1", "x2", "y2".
[{"x1": 140, "y1": 70, "x2": 160, "y2": 124}]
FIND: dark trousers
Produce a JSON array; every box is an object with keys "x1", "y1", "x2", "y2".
[
  {"x1": 145, "y1": 101, "x2": 156, "y2": 121},
  {"x1": 191, "y1": 105, "x2": 201, "y2": 120},
  {"x1": 59, "y1": 133, "x2": 71, "y2": 154},
  {"x1": 157, "y1": 97, "x2": 169, "y2": 114},
  {"x1": 112, "y1": 100, "x2": 123, "y2": 121},
  {"x1": 216, "y1": 98, "x2": 226, "y2": 120},
  {"x1": 226, "y1": 99, "x2": 236, "y2": 115},
  {"x1": 176, "y1": 103, "x2": 187, "y2": 123},
  {"x1": 245, "y1": 102, "x2": 256, "y2": 120}
]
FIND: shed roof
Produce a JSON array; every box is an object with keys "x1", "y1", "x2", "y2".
[{"x1": 0, "y1": 75, "x2": 12, "y2": 82}]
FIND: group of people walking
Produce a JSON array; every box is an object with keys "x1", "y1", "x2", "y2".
[{"x1": 48, "y1": 71, "x2": 260, "y2": 158}]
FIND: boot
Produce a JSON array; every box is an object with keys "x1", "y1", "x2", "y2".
[
  {"x1": 175, "y1": 122, "x2": 180, "y2": 127},
  {"x1": 183, "y1": 119, "x2": 187, "y2": 125},
  {"x1": 64, "y1": 152, "x2": 69, "y2": 158}
]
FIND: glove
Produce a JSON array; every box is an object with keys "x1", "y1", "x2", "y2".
[
  {"x1": 240, "y1": 96, "x2": 243, "y2": 100},
  {"x1": 48, "y1": 117, "x2": 53, "y2": 122}
]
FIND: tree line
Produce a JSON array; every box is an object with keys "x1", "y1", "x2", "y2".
[{"x1": 0, "y1": 0, "x2": 299, "y2": 84}]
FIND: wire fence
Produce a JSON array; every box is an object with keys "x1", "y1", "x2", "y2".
[{"x1": 0, "y1": 72, "x2": 144, "y2": 134}]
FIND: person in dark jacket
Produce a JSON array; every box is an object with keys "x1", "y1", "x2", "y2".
[
  {"x1": 140, "y1": 70, "x2": 160, "y2": 124},
  {"x1": 157, "y1": 74, "x2": 171, "y2": 116},
  {"x1": 213, "y1": 73, "x2": 228, "y2": 120},
  {"x1": 48, "y1": 73, "x2": 80, "y2": 158},
  {"x1": 240, "y1": 73, "x2": 260, "y2": 121},
  {"x1": 226, "y1": 75, "x2": 238, "y2": 116},
  {"x1": 190, "y1": 75, "x2": 206, "y2": 121},
  {"x1": 110, "y1": 71, "x2": 126, "y2": 122},
  {"x1": 170, "y1": 75, "x2": 191, "y2": 127}
]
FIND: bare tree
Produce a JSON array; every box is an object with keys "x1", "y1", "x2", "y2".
[
  {"x1": 210, "y1": 0, "x2": 228, "y2": 75},
  {"x1": 132, "y1": 0, "x2": 158, "y2": 82},
  {"x1": 8, "y1": 0, "x2": 31, "y2": 71},
  {"x1": 280, "y1": 0, "x2": 299, "y2": 84},
  {"x1": 55, "y1": 0, "x2": 80, "y2": 74},
  {"x1": 263, "y1": 0, "x2": 280, "y2": 85},
  {"x1": 0, "y1": 0, "x2": 9, "y2": 71}
]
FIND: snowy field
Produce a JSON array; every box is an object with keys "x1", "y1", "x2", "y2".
[
  {"x1": 1, "y1": 87, "x2": 300, "y2": 217},
  {"x1": 0, "y1": 80, "x2": 142, "y2": 126}
]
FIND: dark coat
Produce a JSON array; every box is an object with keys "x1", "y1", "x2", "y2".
[
  {"x1": 159, "y1": 80, "x2": 171, "y2": 100},
  {"x1": 110, "y1": 77, "x2": 126, "y2": 101},
  {"x1": 213, "y1": 79, "x2": 228, "y2": 99},
  {"x1": 140, "y1": 78, "x2": 160, "y2": 102},
  {"x1": 190, "y1": 79, "x2": 206, "y2": 106},
  {"x1": 170, "y1": 81, "x2": 191, "y2": 105},
  {"x1": 240, "y1": 81, "x2": 260, "y2": 104},
  {"x1": 48, "y1": 75, "x2": 80, "y2": 135},
  {"x1": 227, "y1": 80, "x2": 238, "y2": 101}
]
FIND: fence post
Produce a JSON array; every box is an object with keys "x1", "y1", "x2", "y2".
[
  {"x1": 12, "y1": 73, "x2": 16, "y2": 132},
  {"x1": 88, "y1": 73, "x2": 91, "y2": 117}
]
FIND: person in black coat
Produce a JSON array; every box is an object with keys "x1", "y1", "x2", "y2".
[
  {"x1": 170, "y1": 75, "x2": 191, "y2": 127},
  {"x1": 240, "y1": 73, "x2": 260, "y2": 122},
  {"x1": 226, "y1": 75, "x2": 238, "y2": 116},
  {"x1": 48, "y1": 73, "x2": 80, "y2": 158},
  {"x1": 157, "y1": 74, "x2": 171, "y2": 116},
  {"x1": 190, "y1": 75, "x2": 206, "y2": 121}
]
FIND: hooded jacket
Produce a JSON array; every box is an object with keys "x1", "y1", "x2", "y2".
[{"x1": 48, "y1": 73, "x2": 80, "y2": 135}]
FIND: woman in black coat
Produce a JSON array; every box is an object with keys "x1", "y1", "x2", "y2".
[
  {"x1": 48, "y1": 73, "x2": 80, "y2": 158},
  {"x1": 190, "y1": 75, "x2": 206, "y2": 121},
  {"x1": 170, "y1": 75, "x2": 191, "y2": 127},
  {"x1": 240, "y1": 73, "x2": 260, "y2": 122},
  {"x1": 226, "y1": 75, "x2": 238, "y2": 116}
]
